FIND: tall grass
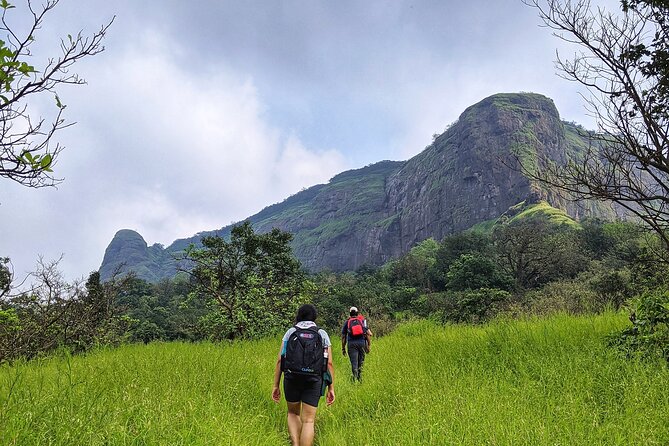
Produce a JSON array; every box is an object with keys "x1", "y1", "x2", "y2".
[{"x1": 1, "y1": 312, "x2": 668, "y2": 445}]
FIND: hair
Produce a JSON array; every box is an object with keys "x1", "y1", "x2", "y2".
[
  {"x1": 295, "y1": 304, "x2": 318, "y2": 323},
  {"x1": 350, "y1": 309, "x2": 358, "y2": 317}
]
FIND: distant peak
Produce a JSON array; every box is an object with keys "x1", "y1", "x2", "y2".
[
  {"x1": 473, "y1": 92, "x2": 558, "y2": 114},
  {"x1": 112, "y1": 229, "x2": 146, "y2": 240}
]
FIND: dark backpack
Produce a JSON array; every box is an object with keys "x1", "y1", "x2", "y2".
[
  {"x1": 347, "y1": 316, "x2": 366, "y2": 338},
  {"x1": 282, "y1": 325, "x2": 325, "y2": 378}
]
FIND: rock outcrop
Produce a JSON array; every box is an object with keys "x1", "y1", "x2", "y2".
[
  {"x1": 100, "y1": 92, "x2": 618, "y2": 282},
  {"x1": 99, "y1": 229, "x2": 177, "y2": 282}
]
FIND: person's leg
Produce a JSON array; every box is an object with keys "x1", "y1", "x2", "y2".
[
  {"x1": 299, "y1": 403, "x2": 318, "y2": 446},
  {"x1": 286, "y1": 401, "x2": 302, "y2": 446},
  {"x1": 357, "y1": 344, "x2": 366, "y2": 381},
  {"x1": 349, "y1": 346, "x2": 359, "y2": 381}
]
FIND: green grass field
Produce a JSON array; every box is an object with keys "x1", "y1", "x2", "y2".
[{"x1": 1, "y1": 313, "x2": 668, "y2": 445}]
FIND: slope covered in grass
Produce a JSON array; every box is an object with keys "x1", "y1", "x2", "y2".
[{"x1": 1, "y1": 313, "x2": 668, "y2": 445}]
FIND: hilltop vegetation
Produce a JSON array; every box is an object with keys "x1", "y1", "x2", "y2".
[{"x1": 1, "y1": 313, "x2": 668, "y2": 445}]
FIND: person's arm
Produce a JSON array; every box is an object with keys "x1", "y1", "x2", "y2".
[
  {"x1": 341, "y1": 322, "x2": 347, "y2": 356},
  {"x1": 271, "y1": 347, "x2": 283, "y2": 403},
  {"x1": 326, "y1": 346, "x2": 335, "y2": 405},
  {"x1": 364, "y1": 327, "x2": 373, "y2": 352}
]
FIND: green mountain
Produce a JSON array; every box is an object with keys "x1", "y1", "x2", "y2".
[{"x1": 100, "y1": 92, "x2": 618, "y2": 282}]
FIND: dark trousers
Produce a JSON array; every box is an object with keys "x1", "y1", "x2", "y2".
[{"x1": 348, "y1": 342, "x2": 366, "y2": 381}]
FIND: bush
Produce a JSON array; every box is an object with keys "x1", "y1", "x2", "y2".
[
  {"x1": 523, "y1": 279, "x2": 603, "y2": 316},
  {"x1": 589, "y1": 269, "x2": 633, "y2": 310},
  {"x1": 446, "y1": 254, "x2": 513, "y2": 291},
  {"x1": 367, "y1": 313, "x2": 400, "y2": 337},
  {"x1": 412, "y1": 289, "x2": 512, "y2": 324},
  {"x1": 410, "y1": 292, "x2": 448, "y2": 318},
  {"x1": 444, "y1": 288, "x2": 512, "y2": 323},
  {"x1": 608, "y1": 289, "x2": 669, "y2": 362}
]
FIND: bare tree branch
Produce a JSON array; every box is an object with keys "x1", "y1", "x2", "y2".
[
  {"x1": 523, "y1": 0, "x2": 669, "y2": 254},
  {"x1": 0, "y1": 0, "x2": 113, "y2": 187}
]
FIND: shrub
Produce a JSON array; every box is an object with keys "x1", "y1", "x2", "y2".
[
  {"x1": 411, "y1": 292, "x2": 448, "y2": 318},
  {"x1": 589, "y1": 269, "x2": 633, "y2": 310},
  {"x1": 444, "y1": 288, "x2": 512, "y2": 323},
  {"x1": 608, "y1": 289, "x2": 669, "y2": 362},
  {"x1": 523, "y1": 279, "x2": 602, "y2": 316}
]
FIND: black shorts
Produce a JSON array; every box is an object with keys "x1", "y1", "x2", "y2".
[{"x1": 283, "y1": 375, "x2": 323, "y2": 407}]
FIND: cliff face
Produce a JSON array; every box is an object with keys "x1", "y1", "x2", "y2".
[
  {"x1": 100, "y1": 92, "x2": 616, "y2": 282},
  {"x1": 383, "y1": 93, "x2": 570, "y2": 254}
]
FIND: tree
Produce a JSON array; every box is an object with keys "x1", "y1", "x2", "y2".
[
  {"x1": 445, "y1": 253, "x2": 514, "y2": 292},
  {"x1": 0, "y1": 256, "x2": 10, "y2": 298},
  {"x1": 183, "y1": 221, "x2": 307, "y2": 340},
  {"x1": 0, "y1": 260, "x2": 132, "y2": 362},
  {"x1": 430, "y1": 232, "x2": 493, "y2": 290},
  {"x1": 493, "y1": 219, "x2": 588, "y2": 289},
  {"x1": 524, "y1": 0, "x2": 669, "y2": 254},
  {"x1": 0, "y1": 0, "x2": 112, "y2": 187},
  {"x1": 386, "y1": 238, "x2": 439, "y2": 292}
]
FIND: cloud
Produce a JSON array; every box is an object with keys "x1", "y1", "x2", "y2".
[{"x1": 1, "y1": 26, "x2": 348, "y2": 282}]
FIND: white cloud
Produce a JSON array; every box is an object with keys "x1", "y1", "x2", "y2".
[{"x1": 0, "y1": 27, "x2": 348, "y2": 282}]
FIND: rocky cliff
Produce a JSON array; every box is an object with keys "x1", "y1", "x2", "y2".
[{"x1": 99, "y1": 92, "x2": 617, "y2": 282}]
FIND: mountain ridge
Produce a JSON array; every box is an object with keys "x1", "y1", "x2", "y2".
[{"x1": 100, "y1": 92, "x2": 618, "y2": 282}]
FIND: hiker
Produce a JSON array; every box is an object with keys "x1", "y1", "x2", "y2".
[
  {"x1": 272, "y1": 304, "x2": 335, "y2": 446},
  {"x1": 341, "y1": 306, "x2": 372, "y2": 382}
]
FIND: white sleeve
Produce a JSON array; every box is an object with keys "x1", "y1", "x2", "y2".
[{"x1": 319, "y1": 329, "x2": 332, "y2": 347}]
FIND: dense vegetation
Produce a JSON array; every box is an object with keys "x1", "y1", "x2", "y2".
[
  {"x1": 3, "y1": 201, "x2": 668, "y2": 364},
  {"x1": 1, "y1": 313, "x2": 668, "y2": 445}
]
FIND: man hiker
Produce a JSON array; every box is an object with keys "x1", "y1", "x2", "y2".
[
  {"x1": 272, "y1": 304, "x2": 335, "y2": 446},
  {"x1": 341, "y1": 306, "x2": 372, "y2": 382}
]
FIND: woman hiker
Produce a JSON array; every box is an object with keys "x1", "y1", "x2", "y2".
[{"x1": 272, "y1": 304, "x2": 335, "y2": 446}]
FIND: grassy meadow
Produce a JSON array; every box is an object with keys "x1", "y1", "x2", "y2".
[{"x1": 1, "y1": 313, "x2": 668, "y2": 445}]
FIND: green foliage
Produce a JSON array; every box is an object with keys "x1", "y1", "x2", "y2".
[
  {"x1": 508, "y1": 201, "x2": 578, "y2": 227},
  {"x1": 523, "y1": 279, "x2": 603, "y2": 316},
  {"x1": 0, "y1": 266, "x2": 134, "y2": 363},
  {"x1": 609, "y1": 289, "x2": 669, "y2": 361},
  {"x1": 493, "y1": 218, "x2": 589, "y2": 289},
  {"x1": 446, "y1": 254, "x2": 513, "y2": 291},
  {"x1": 623, "y1": 235, "x2": 669, "y2": 294},
  {"x1": 0, "y1": 38, "x2": 35, "y2": 94},
  {"x1": 414, "y1": 288, "x2": 511, "y2": 324},
  {"x1": 114, "y1": 277, "x2": 208, "y2": 343},
  {"x1": 444, "y1": 288, "x2": 512, "y2": 323},
  {"x1": 0, "y1": 308, "x2": 20, "y2": 337},
  {"x1": 589, "y1": 270, "x2": 633, "y2": 310},
  {"x1": 311, "y1": 270, "x2": 406, "y2": 333},
  {"x1": 431, "y1": 231, "x2": 494, "y2": 290},
  {"x1": 0, "y1": 257, "x2": 10, "y2": 297},
  {"x1": 385, "y1": 238, "x2": 439, "y2": 290},
  {"x1": 184, "y1": 221, "x2": 307, "y2": 340}
]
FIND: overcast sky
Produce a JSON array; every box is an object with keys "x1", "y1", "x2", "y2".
[{"x1": 0, "y1": 0, "x2": 618, "y2": 283}]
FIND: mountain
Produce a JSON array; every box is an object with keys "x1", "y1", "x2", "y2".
[{"x1": 99, "y1": 92, "x2": 617, "y2": 282}]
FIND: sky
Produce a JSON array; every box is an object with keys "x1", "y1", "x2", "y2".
[{"x1": 0, "y1": 0, "x2": 618, "y2": 284}]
